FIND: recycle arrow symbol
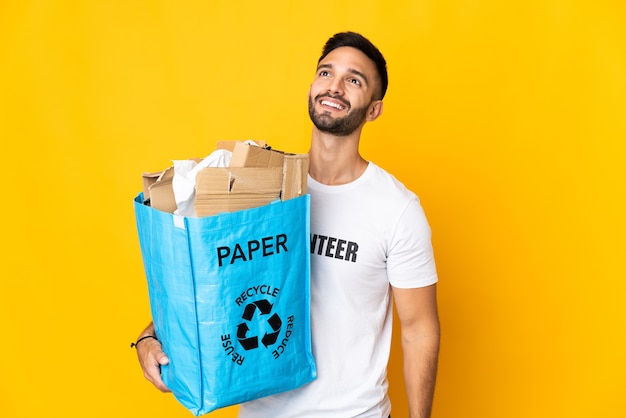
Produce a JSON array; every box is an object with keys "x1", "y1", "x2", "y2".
[
  {"x1": 261, "y1": 313, "x2": 282, "y2": 347},
  {"x1": 236, "y1": 322, "x2": 258, "y2": 350},
  {"x1": 237, "y1": 299, "x2": 282, "y2": 350},
  {"x1": 242, "y1": 299, "x2": 273, "y2": 320}
]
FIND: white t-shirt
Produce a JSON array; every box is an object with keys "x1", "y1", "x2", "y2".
[{"x1": 239, "y1": 162, "x2": 438, "y2": 418}]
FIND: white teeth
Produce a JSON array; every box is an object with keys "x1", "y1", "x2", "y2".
[{"x1": 321, "y1": 100, "x2": 344, "y2": 110}]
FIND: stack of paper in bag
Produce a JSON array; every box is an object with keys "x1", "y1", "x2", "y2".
[{"x1": 141, "y1": 140, "x2": 309, "y2": 217}]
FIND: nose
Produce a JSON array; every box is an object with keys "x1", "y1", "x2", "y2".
[{"x1": 328, "y1": 77, "x2": 344, "y2": 96}]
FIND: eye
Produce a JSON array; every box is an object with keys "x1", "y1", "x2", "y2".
[
  {"x1": 349, "y1": 78, "x2": 361, "y2": 86},
  {"x1": 319, "y1": 70, "x2": 330, "y2": 77}
]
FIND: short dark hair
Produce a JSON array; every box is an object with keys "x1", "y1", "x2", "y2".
[{"x1": 318, "y1": 31, "x2": 388, "y2": 100}]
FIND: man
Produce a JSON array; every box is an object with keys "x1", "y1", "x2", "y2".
[{"x1": 135, "y1": 32, "x2": 440, "y2": 418}]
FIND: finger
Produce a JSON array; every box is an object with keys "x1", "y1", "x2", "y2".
[
  {"x1": 156, "y1": 352, "x2": 170, "y2": 366},
  {"x1": 144, "y1": 359, "x2": 171, "y2": 393},
  {"x1": 136, "y1": 339, "x2": 171, "y2": 392}
]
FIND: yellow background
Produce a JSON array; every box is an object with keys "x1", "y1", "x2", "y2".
[{"x1": 1, "y1": 1, "x2": 624, "y2": 417}]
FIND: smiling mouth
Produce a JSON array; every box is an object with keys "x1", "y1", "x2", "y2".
[
  {"x1": 317, "y1": 94, "x2": 349, "y2": 111},
  {"x1": 320, "y1": 99, "x2": 345, "y2": 111}
]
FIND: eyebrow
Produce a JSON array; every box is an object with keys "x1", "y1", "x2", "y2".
[{"x1": 317, "y1": 63, "x2": 370, "y2": 86}]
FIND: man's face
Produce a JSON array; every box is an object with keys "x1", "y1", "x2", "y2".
[{"x1": 308, "y1": 46, "x2": 381, "y2": 136}]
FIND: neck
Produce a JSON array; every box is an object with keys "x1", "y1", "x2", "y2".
[{"x1": 308, "y1": 127, "x2": 368, "y2": 185}]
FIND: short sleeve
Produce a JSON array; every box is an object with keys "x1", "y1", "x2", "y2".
[{"x1": 387, "y1": 196, "x2": 438, "y2": 289}]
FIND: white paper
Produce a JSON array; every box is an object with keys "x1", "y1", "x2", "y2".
[{"x1": 172, "y1": 149, "x2": 232, "y2": 217}]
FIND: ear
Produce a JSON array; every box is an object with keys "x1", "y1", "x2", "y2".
[{"x1": 366, "y1": 100, "x2": 384, "y2": 122}]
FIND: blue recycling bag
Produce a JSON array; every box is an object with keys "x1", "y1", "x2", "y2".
[{"x1": 134, "y1": 193, "x2": 316, "y2": 415}]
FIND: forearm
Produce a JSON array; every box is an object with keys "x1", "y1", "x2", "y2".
[
  {"x1": 139, "y1": 321, "x2": 156, "y2": 338},
  {"x1": 393, "y1": 284, "x2": 440, "y2": 417},
  {"x1": 402, "y1": 332, "x2": 440, "y2": 418}
]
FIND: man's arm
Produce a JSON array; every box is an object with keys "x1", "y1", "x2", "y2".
[
  {"x1": 392, "y1": 283, "x2": 440, "y2": 418},
  {"x1": 134, "y1": 321, "x2": 171, "y2": 393}
]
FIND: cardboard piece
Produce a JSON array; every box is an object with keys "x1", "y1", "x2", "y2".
[
  {"x1": 194, "y1": 167, "x2": 283, "y2": 217},
  {"x1": 229, "y1": 141, "x2": 284, "y2": 168},
  {"x1": 228, "y1": 142, "x2": 309, "y2": 200},
  {"x1": 282, "y1": 154, "x2": 309, "y2": 200},
  {"x1": 215, "y1": 139, "x2": 267, "y2": 152},
  {"x1": 142, "y1": 141, "x2": 308, "y2": 217},
  {"x1": 143, "y1": 167, "x2": 176, "y2": 213}
]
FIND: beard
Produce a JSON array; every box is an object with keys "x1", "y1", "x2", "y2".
[{"x1": 308, "y1": 93, "x2": 368, "y2": 136}]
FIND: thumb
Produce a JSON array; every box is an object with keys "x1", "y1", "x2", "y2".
[{"x1": 157, "y1": 353, "x2": 170, "y2": 366}]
